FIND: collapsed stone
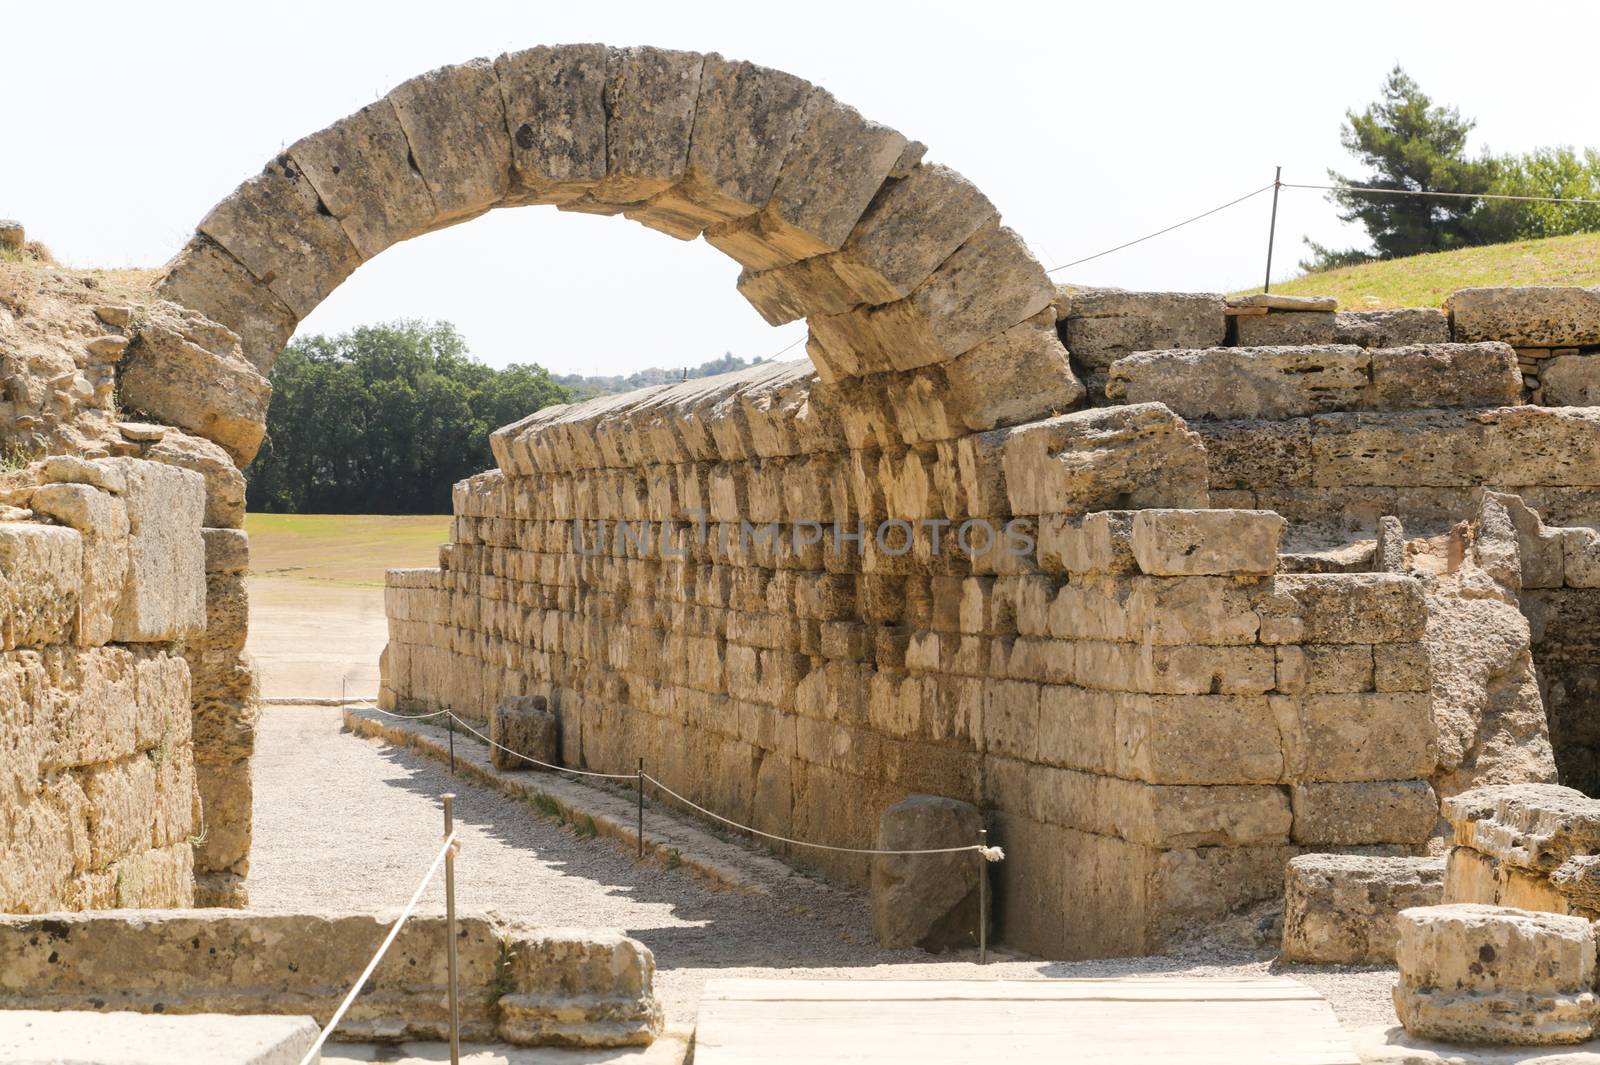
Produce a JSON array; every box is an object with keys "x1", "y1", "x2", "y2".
[{"x1": 870, "y1": 794, "x2": 987, "y2": 952}]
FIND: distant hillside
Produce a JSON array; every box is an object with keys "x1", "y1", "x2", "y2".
[
  {"x1": 1260, "y1": 231, "x2": 1600, "y2": 309},
  {"x1": 553, "y1": 352, "x2": 767, "y2": 400}
]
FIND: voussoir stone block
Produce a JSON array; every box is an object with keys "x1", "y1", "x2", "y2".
[
  {"x1": 706, "y1": 93, "x2": 907, "y2": 270},
  {"x1": 628, "y1": 55, "x2": 816, "y2": 237},
  {"x1": 1130, "y1": 509, "x2": 1286, "y2": 576},
  {"x1": 387, "y1": 58, "x2": 512, "y2": 224},
  {"x1": 495, "y1": 44, "x2": 609, "y2": 206},
  {"x1": 1281, "y1": 853, "x2": 1445, "y2": 964},
  {"x1": 870, "y1": 794, "x2": 987, "y2": 952},
  {"x1": 592, "y1": 46, "x2": 705, "y2": 207},
  {"x1": 287, "y1": 98, "x2": 439, "y2": 259},
  {"x1": 1448, "y1": 287, "x2": 1600, "y2": 348},
  {"x1": 489, "y1": 694, "x2": 560, "y2": 771},
  {"x1": 155, "y1": 236, "x2": 298, "y2": 374},
  {"x1": 1393, "y1": 904, "x2": 1600, "y2": 1046}
]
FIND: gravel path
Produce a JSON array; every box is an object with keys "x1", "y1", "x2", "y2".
[{"x1": 251, "y1": 706, "x2": 1400, "y2": 1031}]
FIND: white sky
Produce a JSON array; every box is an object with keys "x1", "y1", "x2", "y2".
[{"x1": 7, "y1": 0, "x2": 1597, "y2": 376}]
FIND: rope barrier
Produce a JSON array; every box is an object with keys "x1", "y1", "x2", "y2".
[
  {"x1": 1286, "y1": 180, "x2": 1600, "y2": 207},
  {"x1": 349, "y1": 704, "x2": 1006, "y2": 860},
  {"x1": 296, "y1": 827, "x2": 458, "y2": 1065},
  {"x1": 644, "y1": 772, "x2": 1006, "y2": 860},
  {"x1": 1045, "y1": 182, "x2": 1276, "y2": 273}
]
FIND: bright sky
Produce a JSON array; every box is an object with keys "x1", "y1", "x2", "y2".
[{"x1": 8, "y1": 1, "x2": 1597, "y2": 375}]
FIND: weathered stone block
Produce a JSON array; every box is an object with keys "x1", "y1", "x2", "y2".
[
  {"x1": 1274, "y1": 692, "x2": 1437, "y2": 782},
  {"x1": 495, "y1": 44, "x2": 608, "y2": 206},
  {"x1": 1058, "y1": 288, "x2": 1226, "y2": 373},
  {"x1": 1290, "y1": 780, "x2": 1438, "y2": 845},
  {"x1": 1256, "y1": 574, "x2": 1428, "y2": 645},
  {"x1": 1540, "y1": 354, "x2": 1600, "y2": 407},
  {"x1": 1369, "y1": 343, "x2": 1521, "y2": 410},
  {"x1": 1448, "y1": 287, "x2": 1600, "y2": 348},
  {"x1": 155, "y1": 236, "x2": 297, "y2": 374},
  {"x1": 0, "y1": 522, "x2": 81, "y2": 650},
  {"x1": 104, "y1": 459, "x2": 207, "y2": 644},
  {"x1": 1108, "y1": 345, "x2": 1368, "y2": 419},
  {"x1": 146, "y1": 432, "x2": 247, "y2": 530},
  {"x1": 591, "y1": 46, "x2": 704, "y2": 206},
  {"x1": 871, "y1": 794, "x2": 986, "y2": 952},
  {"x1": 1282, "y1": 853, "x2": 1445, "y2": 964},
  {"x1": 1233, "y1": 310, "x2": 1337, "y2": 346},
  {"x1": 489, "y1": 694, "x2": 560, "y2": 771},
  {"x1": 1129, "y1": 509, "x2": 1285, "y2": 576},
  {"x1": 387, "y1": 58, "x2": 511, "y2": 223},
  {"x1": 29, "y1": 482, "x2": 127, "y2": 647},
  {"x1": 1334, "y1": 308, "x2": 1450, "y2": 348},
  {"x1": 119, "y1": 303, "x2": 271, "y2": 466},
  {"x1": 1393, "y1": 903, "x2": 1599, "y2": 1046}
]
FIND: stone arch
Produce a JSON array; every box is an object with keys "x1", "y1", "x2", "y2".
[{"x1": 154, "y1": 45, "x2": 1085, "y2": 450}]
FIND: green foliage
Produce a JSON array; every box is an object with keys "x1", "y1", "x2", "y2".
[
  {"x1": 246, "y1": 320, "x2": 568, "y2": 514},
  {"x1": 1304, "y1": 68, "x2": 1600, "y2": 272},
  {"x1": 553, "y1": 351, "x2": 765, "y2": 400},
  {"x1": 1304, "y1": 66, "x2": 1500, "y2": 271}
]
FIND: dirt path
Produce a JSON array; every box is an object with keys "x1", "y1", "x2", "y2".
[{"x1": 249, "y1": 706, "x2": 1398, "y2": 1031}]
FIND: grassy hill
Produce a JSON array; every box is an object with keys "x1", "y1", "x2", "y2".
[{"x1": 1257, "y1": 231, "x2": 1600, "y2": 308}]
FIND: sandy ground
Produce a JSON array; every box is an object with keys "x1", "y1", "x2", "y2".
[{"x1": 244, "y1": 516, "x2": 1400, "y2": 1035}]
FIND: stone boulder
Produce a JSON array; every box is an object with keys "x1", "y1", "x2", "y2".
[
  {"x1": 1281, "y1": 854, "x2": 1445, "y2": 964},
  {"x1": 870, "y1": 794, "x2": 986, "y2": 952},
  {"x1": 118, "y1": 302, "x2": 271, "y2": 467},
  {"x1": 1393, "y1": 903, "x2": 1599, "y2": 1046},
  {"x1": 1447, "y1": 287, "x2": 1600, "y2": 348},
  {"x1": 489, "y1": 694, "x2": 559, "y2": 771}
]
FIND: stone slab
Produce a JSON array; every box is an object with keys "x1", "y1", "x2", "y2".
[{"x1": 0, "y1": 1010, "x2": 318, "y2": 1065}]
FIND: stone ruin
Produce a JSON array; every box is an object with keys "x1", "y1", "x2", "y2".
[{"x1": 5, "y1": 44, "x2": 1600, "y2": 975}]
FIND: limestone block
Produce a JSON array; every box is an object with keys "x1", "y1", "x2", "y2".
[
  {"x1": 1129, "y1": 509, "x2": 1285, "y2": 576},
  {"x1": 286, "y1": 99, "x2": 439, "y2": 258},
  {"x1": 1290, "y1": 780, "x2": 1438, "y2": 845},
  {"x1": 489, "y1": 693, "x2": 560, "y2": 771},
  {"x1": 119, "y1": 302, "x2": 271, "y2": 466},
  {"x1": 629, "y1": 55, "x2": 815, "y2": 233},
  {"x1": 1107, "y1": 345, "x2": 1369, "y2": 419},
  {"x1": 1444, "y1": 783, "x2": 1600, "y2": 873},
  {"x1": 1281, "y1": 854, "x2": 1445, "y2": 964},
  {"x1": 195, "y1": 155, "x2": 362, "y2": 318},
  {"x1": 386, "y1": 58, "x2": 511, "y2": 223},
  {"x1": 1275, "y1": 644, "x2": 1375, "y2": 694},
  {"x1": 991, "y1": 402, "x2": 1209, "y2": 518},
  {"x1": 1234, "y1": 310, "x2": 1337, "y2": 346},
  {"x1": 939, "y1": 308, "x2": 1085, "y2": 430},
  {"x1": 1274, "y1": 692, "x2": 1437, "y2": 782},
  {"x1": 1393, "y1": 904, "x2": 1599, "y2": 1046},
  {"x1": 194, "y1": 754, "x2": 252, "y2": 882},
  {"x1": 81, "y1": 755, "x2": 158, "y2": 869},
  {"x1": 0, "y1": 522, "x2": 81, "y2": 650},
  {"x1": 1334, "y1": 308, "x2": 1451, "y2": 348},
  {"x1": 145, "y1": 432, "x2": 248, "y2": 530},
  {"x1": 592, "y1": 47, "x2": 704, "y2": 206},
  {"x1": 495, "y1": 44, "x2": 608, "y2": 206},
  {"x1": 1541, "y1": 354, "x2": 1600, "y2": 406},
  {"x1": 1256, "y1": 573, "x2": 1428, "y2": 645},
  {"x1": 1194, "y1": 418, "x2": 1313, "y2": 491},
  {"x1": 104, "y1": 459, "x2": 207, "y2": 644},
  {"x1": 1036, "y1": 510, "x2": 1137, "y2": 576},
  {"x1": 1058, "y1": 287, "x2": 1227, "y2": 372},
  {"x1": 706, "y1": 93, "x2": 906, "y2": 270},
  {"x1": 155, "y1": 236, "x2": 298, "y2": 373},
  {"x1": 202, "y1": 528, "x2": 249, "y2": 576},
  {"x1": 1448, "y1": 287, "x2": 1600, "y2": 347},
  {"x1": 810, "y1": 224, "x2": 1054, "y2": 372},
  {"x1": 1310, "y1": 407, "x2": 1600, "y2": 490},
  {"x1": 29, "y1": 482, "x2": 128, "y2": 646},
  {"x1": 1370, "y1": 343, "x2": 1521, "y2": 410},
  {"x1": 870, "y1": 794, "x2": 986, "y2": 952},
  {"x1": 1116, "y1": 694, "x2": 1285, "y2": 785}
]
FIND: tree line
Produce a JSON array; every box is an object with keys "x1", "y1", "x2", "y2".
[
  {"x1": 244, "y1": 321, "x2": 770, "y2": 514},
  {"x1": 1306, "y1": 66, "x2": 1600, "y2": 270}
]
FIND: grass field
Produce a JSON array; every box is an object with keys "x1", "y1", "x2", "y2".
[
  {"x1": 1259, "y1": 231, "x2": 1600, "y2": 309},
  {"x1": 244, "y1": 513, "x2": 452, "y2": 587}
]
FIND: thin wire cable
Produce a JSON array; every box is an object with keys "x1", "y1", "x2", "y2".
[
  {"x1": 436, "y1": 710, "x2": 638, "y2": 781},
  {"x1": 1287, "y1": 181, "x2": 1600, "y2": 207},
  {"x1": 1046, "y1": 183, "x2": 1276, "y2": 273},
  {"x1": 645, "y1": 773, "x2": 1003, "y2": 858},
  {"x1": 297, "y1": 828, "x2": 458, "y2": 1065}
]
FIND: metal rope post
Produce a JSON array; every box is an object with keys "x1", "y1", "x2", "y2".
[
  {"x1": 636, "y1": 757, "x2": 645, "y2": 860},
  {"x1": 447, "y1": 711, "x2": 456, "y2": 776},
  {"x1": 442, "y1": 793, "x2": 460, "y2": 1065},
  {"x1": 1263, "y1": 165, "x2": 1282, "y2": 293},
  {"x1": 978, "y1": 827, "x2": 988, "y2": 966}
]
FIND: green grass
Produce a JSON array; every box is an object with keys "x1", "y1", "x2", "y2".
[
  {"x1": 244, "y1": 513, "x2": 452, "y2": 587},
  {"x1": 1253, "y1": 231, "x2": 1600, "y2": 309}
]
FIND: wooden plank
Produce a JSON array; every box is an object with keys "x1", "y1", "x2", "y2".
[{"x1": 693, "y1": 976, "x2": 1361, "y2": 1065}]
